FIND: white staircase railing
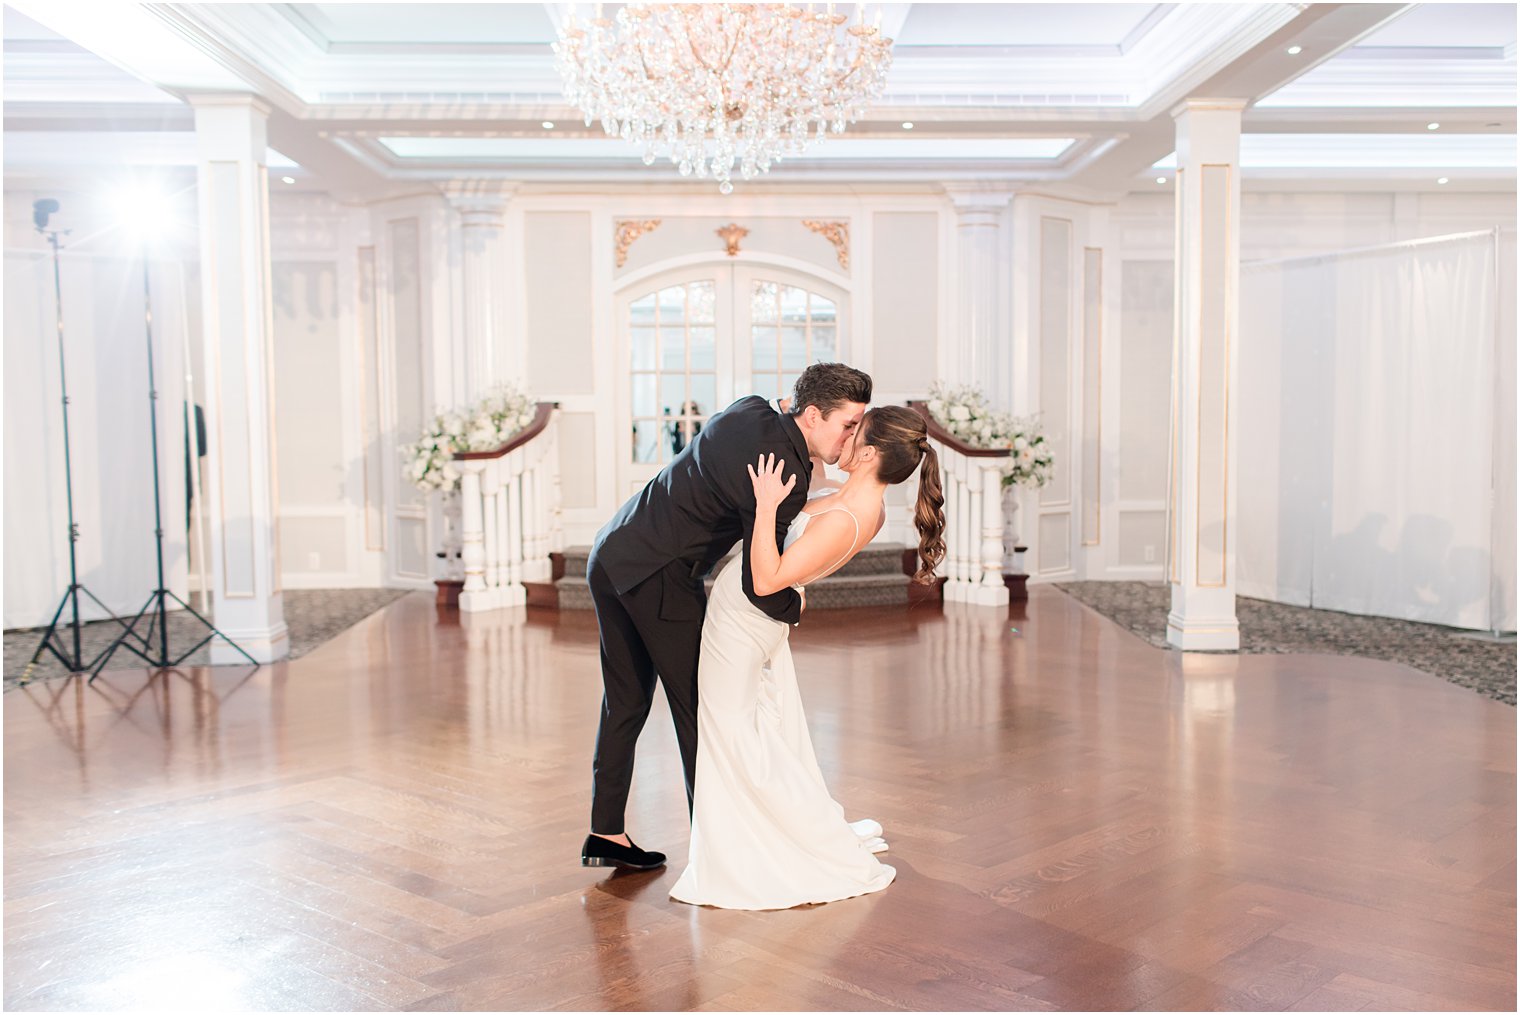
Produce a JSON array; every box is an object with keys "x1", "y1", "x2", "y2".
[
  {"x1": 453, "y1": 402, "x2": 563, "y2": 612},
  {"x1": 909, "y1": 402, "x2": 1010, "y2": 608}
]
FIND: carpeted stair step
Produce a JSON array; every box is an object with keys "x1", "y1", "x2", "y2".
[{"x1": 554, "y1": 543, "x2": 913, "y2": 611}]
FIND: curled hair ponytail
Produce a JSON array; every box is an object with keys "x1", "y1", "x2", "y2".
[
  {"x1": 912, "y1": 442, "x2": 946, "y2": 584},
  {"x1": 856, "y1": 405, "x2": 948, "y2": 585}
]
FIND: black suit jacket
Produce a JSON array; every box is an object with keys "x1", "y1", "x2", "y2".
[{"x1": 594, "y1": 395, "x2": 810, "y2": 625}]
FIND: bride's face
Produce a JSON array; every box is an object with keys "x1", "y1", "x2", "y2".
[{"x1": 836, "y1": 423, "x2": 872, "y2": 475}]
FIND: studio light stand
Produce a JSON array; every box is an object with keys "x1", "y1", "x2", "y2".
[
  {"x1": 90, "y1": 237, "x2": 257, "y2": 679},
  {"x1": 22, "y1": 199, "x2": 130, "y2": 682}
]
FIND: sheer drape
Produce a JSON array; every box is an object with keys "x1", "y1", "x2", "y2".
[
  {"x1": 1239, "y1": 230, "x2": 1514, "y2": 632},
  {"x1": 4, "y1": 250, "x2": 193, "y2": 629}
]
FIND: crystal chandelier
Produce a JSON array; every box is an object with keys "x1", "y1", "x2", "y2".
[{"x1": 554, "y1": 4, "x2": 894, "y2": 193}]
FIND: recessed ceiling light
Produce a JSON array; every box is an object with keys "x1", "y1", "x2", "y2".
[
  {"x1": 542, "y1": 121, "x2": 555, "y2": 129},
  {"x1": 1437, "y1": 177, "x2": 1449, "y2": 184},
  {"x1": 1286, "y1": 45, "x2": 1302, "y2": 55},
  {"x1": 281, "y1": 176, "x2": 295, "y2": 184},
  {"x1": 1427, "y1": 122, "x2": 1440, "y2": 130},
  {"x1": 1155, "y1": 176, "x2": 1167, "y2": 184},
  {"x1": 901, "y1": 121, "x2": 914, "y2": 130}
]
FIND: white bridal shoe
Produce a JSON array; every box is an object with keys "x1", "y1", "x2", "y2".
[{"x1": 849, "y1": 818, "x2": 883, "y2": 840}]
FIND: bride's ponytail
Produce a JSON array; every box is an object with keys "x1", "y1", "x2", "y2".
[{"x1": 912, "y1": 442, "x2": 946, "y2": 584}]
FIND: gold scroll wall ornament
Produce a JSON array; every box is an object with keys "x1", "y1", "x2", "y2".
[
  {"x1": 801, "y1": 219, "x2": 849, "y2": 269},
  {"x1": 614, "y1": 219, "x2": 661, "y2": 268},
  {"x1": 717, "y1": 222, "x2": 749, "y2": 257}
]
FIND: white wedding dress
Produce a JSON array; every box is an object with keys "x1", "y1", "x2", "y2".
[{"x1": 669, "y1": 502, "x2": 896, "y2": 910}]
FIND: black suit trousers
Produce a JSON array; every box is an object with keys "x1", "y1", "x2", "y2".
[{"x1": 587, "y1": 551, "x2": 703, "y2": 834}]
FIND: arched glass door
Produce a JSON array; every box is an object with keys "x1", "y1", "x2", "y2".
[{"x1": 616, "y1": 265, "x2": 848, "y2": 497}]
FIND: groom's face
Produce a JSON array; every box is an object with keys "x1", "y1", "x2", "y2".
[{"x1": 807, "y1": 402, "x2": 867, "y2": 465}]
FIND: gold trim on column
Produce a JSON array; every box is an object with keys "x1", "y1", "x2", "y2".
[
  {"x1": 209, "y1": 159, "x2": 256, "y2": 600},
  {"x1": 1082, "y1": 245, "x2": 1103, "y2": 547},
  {"x1": 1195, "y1": 163, "x2": 1232, "y2": 589},
  {"x1": 258, "y1": 163, "x2": 284, "y2": 597},
  {"x1": 614, "y1": 219, "x2": 661, "y2": 268},
  {"x1": 1038, "y1": 215, "x2": 1074, "y2": 510},
  {"x1": 801, "y1": 219, "x2": 850, "y2": 269},
  {"x1": 357, "y1": 245, "x2": 385, "y2": 552},
  {"x1": 1167, "y1": 168, "x2": 1183, "y2": 585}
]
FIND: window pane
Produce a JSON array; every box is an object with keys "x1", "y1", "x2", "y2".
[
  {"x1": 660, "y1": 326, "x2": 686, "y2": 370},
  {"x1": 812, "y1": 325, "x2": 836, "y2": 361},
  {"x1": 752, "y1": 326, "x2": 778, "y2": 369},
  {"x1": 810, "y1": 295, "x2": 836, "y2": 326},
  {"x1": 632, "y1": 419, "x2": 661, "y2": 463},
  {"x1": 780, "y1": 285, "x2": 808, "y2": 325},
  {"x1": 781, "y1": 325, "x2": 807, "y2": 370},
  {"x1": 688, "y1": 281, "x2": 716, "y2": 323},
  {"x1": 630, "y1": 292, "x2": 658, "y2": 326},
  {"x1": 752, "y1": 281, "x2": 778, "y2": 323},
  {"x1": 632, "y1": 374, "x2": 657, "y2": 418},
  {"x1": 781, "y1": 373, "x2": 801, "y2": 401},
  {"x1": 661, "y1": 373, "x2": 687, "y2": 417},
  {"x1": 631, "y1": 327, "x2": 656, "y2": 370},
  {"x1": 690, "y1": 326, "x2": 715, "y2": 371},
  {"x1": 753, "y1": 373, "x2": 777, "y2": 400},
  {"x1": 690, "y1": 374, "x2": 716, "y2": 417},
  {"x1": 658, "y1": 284, "x2": 686, "y2": 321}
]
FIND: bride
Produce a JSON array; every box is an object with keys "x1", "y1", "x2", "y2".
[{"x1": 669, "y1": 405, "x2": 947, "y2": 910}]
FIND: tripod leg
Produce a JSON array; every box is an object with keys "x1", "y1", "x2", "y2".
[
  {"x1": 25, "y1": 592, "x2": 76, "y2": 680},
  {"x1": 164, "y1": 590, "x2": 261, "y2": 668},
  {"x1": 88, "y1": 590, "x2": 158, "y2": 680}
]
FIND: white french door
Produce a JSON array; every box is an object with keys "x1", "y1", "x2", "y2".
[{"x1": 615, "y1": 264, "x2": 848, "y2": 497}]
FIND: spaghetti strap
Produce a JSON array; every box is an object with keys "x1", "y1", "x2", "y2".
[{"x1": 807, "y1": 506, "x2": 860, "y2": 580}]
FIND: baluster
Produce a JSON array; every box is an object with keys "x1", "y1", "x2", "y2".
[
  {"x1": 944, "y1": 461, "x2": 963, "y2": 600},
  {"x1": 525, "y1": 461, "x2": 546, "y2": 581},
  {"x1": 483, "y1": 463, "x2": 501, "y2": 598},
  {"x1": 979, "y1": 462, "x2": 1009, "y2": 604},
  {"x1": 504, "y1": 451, "x2": 527, "y2": 606},
  {"x1": 548, "y1": 417, "x2": 564, "y2": 555},
  {"x1": 459, "y1": 462, "x2": 489, "y2": 612},
  {"x1": 967, "y1": 457, "x2": 984, "y2": 597}
]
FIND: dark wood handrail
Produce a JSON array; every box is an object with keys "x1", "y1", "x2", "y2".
[
  {"x1": 453, "y1": 401, "x2": 560, "y2": 461},
  {"x1": 906, "y1": 400, "x2": 1011, "y2": 459}
]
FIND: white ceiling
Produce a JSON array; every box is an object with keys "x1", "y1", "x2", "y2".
[{"x1": 3, "y1": 1, "x2": 1515, "y2": 200}]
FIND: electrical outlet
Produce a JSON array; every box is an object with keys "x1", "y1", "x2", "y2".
[
  {"x1": 1143, "y1": 545, "x2": 1156, "y2": 563},
  {"x1": 308, "y1": 551, "x2": 321, "y2": 570}
]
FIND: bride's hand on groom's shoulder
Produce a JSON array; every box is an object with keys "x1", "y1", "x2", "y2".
[{"x1": 747, "y1": 453, "x2": 795, "y2": 510}]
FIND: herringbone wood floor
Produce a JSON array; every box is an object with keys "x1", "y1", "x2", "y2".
[{"x1": 4, "y1": 588, "x2": 1514, "y2": 1011}]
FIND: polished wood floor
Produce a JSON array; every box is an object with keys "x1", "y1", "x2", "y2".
[{"x1": 4, "y1": 588, "x2": 1514, "y2": 1011}]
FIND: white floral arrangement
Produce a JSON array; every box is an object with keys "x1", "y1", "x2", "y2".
[
  {"x1": 400, "y1": 383, "x2": 539, "y2": 493},
  {"x1": 925, "y1": 381, "x2": 1055, "y2": 489}
]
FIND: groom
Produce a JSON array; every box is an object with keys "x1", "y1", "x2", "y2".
[{"x1": 583, "y1": 362, "x2": 872, "y2": 869}]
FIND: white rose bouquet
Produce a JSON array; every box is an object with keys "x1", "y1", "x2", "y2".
[
  {"x1": 400, "y1": 383, "x2": 539, "y2": 493},
  {"x1": 926, "y1": 381, "x2": 1054, "y2": 489}
]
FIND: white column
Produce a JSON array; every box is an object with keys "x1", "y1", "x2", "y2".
[
  {"x1": 944, "y1": 185, "x2": 1015, "y2": 406},
  {"x1": 1166, "y1": 99, "x2": 1244, "y2": 651},
  {"x1": 190, "y1": 94, "x2": 289, "y2": 664},
  {"x1": 442, "y1": 181, "x2": 517, "y2": 402}
]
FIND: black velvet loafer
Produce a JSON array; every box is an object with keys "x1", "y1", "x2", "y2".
[{"x1": 581, "y1": 834, "x2": 667, "y2": 870}]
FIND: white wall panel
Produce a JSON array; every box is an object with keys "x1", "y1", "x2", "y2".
[
  {"x1": 525, "y1": 211, "x2": 594, "y2": 395},
  {"x1": 872, "y1": 211, "x2": 939, "y2": 395}
]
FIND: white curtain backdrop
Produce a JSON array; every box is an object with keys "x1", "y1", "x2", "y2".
[
  {"x1": 1239, "y1": 230, "x2": 1515, "y2": 632},
  {"x1": 4, "y1": 247, "x2": 194, "y2": 630}
]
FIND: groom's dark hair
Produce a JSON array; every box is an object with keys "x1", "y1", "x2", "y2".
[{"x1": 787, "y1": 363, "x2": 872, "y2": 418}]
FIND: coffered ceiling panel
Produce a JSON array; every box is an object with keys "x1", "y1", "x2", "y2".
[{"x1": 3, "y1": 1, "x2": 1514, "y2": 199}]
